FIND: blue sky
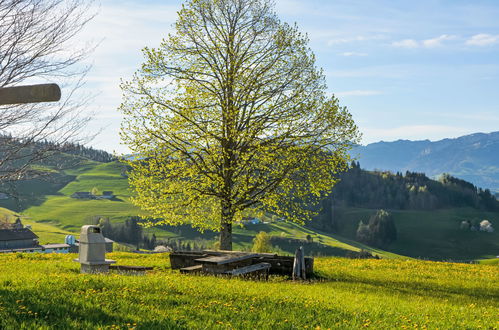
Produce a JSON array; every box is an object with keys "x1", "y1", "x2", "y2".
[{"x1": 78, "y1": 0, "x2": 499, "y2": 153}]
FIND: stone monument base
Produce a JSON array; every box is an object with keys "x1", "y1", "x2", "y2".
[
  {"x1": 74, "y1": 258, "x2": 116, "y2": 274},
  {"x1": 81, "y1": 263, "x2": 110, "y2": 274}
]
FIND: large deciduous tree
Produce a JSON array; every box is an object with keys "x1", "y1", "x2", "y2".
[
  {"x1": 0, "y1": 0, "x2": 94, "y2": 183},
  {"x1": 120, "y1": 0, "x2": 360, "y2": 250}
]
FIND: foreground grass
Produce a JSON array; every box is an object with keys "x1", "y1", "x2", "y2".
[{"x1": 0, "y1": 253, "x2": 497, "y2": 329}]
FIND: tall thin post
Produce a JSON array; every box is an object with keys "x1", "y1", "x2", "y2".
[{"x1": 293, "y1": 246, "x2": 306, "y2": 280}]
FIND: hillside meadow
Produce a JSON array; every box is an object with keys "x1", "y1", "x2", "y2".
[
  {"x1": 4, "y1": 160, "x2": 498, "y2": 261},
  {"x1": 9, "y1": 160, "x2": 402, "y2": 257},
  {"x1": 0, "y1": 253, "x2": 497, "y2": 329},
  {"x1": 327, "y1": 207, "x2": 499, "y2": 261}
]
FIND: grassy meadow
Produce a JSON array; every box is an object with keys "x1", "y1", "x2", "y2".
[
  {"x1": 23, "y1": 162, "x2": 143, "y2": 232},
  {"x1": 1, "y1": 159, "x2": 496, "y2": 261},
  {"x1": 330, "y1": 207, "x2": 499, "y2": 261},
  {"x1": 8, "y1": 161, "x2": 401, "y2": 257},
  {"x1": 0, "y1": 253, "x2": 497, "y2": 329}
]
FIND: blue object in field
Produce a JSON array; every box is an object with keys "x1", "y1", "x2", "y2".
[{"x1": 65, "y1": 235, "x2": 76, "y2": 245}]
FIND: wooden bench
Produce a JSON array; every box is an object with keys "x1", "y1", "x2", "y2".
[
  {"x1": 224, "y1": 262, "x2": 271, "y2": 279},
  {"x1": 180, "y1": 264, "x2": 203, "y2": 274},
  {"x1": 195, "y1": 253, "x2": 259, "y2": 265}
]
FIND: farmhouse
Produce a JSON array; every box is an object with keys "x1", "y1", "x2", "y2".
[
  {"x1": 0, "y1": 218, "x2": 41, "y2": 252},
  {"x1": 240, "y1": 217, "x2": 261, "y2": 225},
  {"x1": 96, "y1": 191, "x2": 115, "y2": 200},
  {"x1": 0, "y1": 227, "x2": 39, "y2": 250},
  {"x1": 103, "y1": 191, "x2": 114, "y2": 198},
  {"x1": 0, "y1": 219, "x2": 71, "y2": 253},
  {"x1": 71, "y1": 192, "x2": 93, "y2": 199},
  {"x1": 71, "y1": 191, "x2": 115, "y2": 200}
]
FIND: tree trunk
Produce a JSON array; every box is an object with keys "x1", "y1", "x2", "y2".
[
  {"x1": 219, "y1": 221, "x2": 232, "y2": 251},
  {"x1": 219, "y1": 200, "x2": 234, "y2": 250}
]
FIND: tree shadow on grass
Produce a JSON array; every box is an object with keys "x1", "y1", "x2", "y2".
[
  {"x1": 319, "y1": 273, "x2": 498, "y2": 302},
  {"x1": 0, "y1": 175, "x2": 75, "y2": 212},
  {"x1": 0, "y1": 287, "x2": 187, "y2": 329}
]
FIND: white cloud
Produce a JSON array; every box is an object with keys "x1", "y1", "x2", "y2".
[
  {"x1": 392, "y1": 39, "x2": 419, "y2": 48},
  {"x1": 422, "y1": 34, "x2": 456, "y2": 47},
  {"x1": 392, "y1": 35, "x2": 456, "y2": 48},
  {"x1": 340, "y1": 52, "x2": 368, "y2": 57},
  {"x1": 466, "y1": 34, "x2": 499, "y2": 46},
  {"x1": 335, "y1": 90, "x2": 383, "y2": 97}
]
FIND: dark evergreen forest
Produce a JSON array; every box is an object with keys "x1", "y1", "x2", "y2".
[
  {"x1": 329, "y1": 162, "x2": 498, "y2": 211},
  {"x1": 310, "y1": 162, "x2": 499, "y2": 234}
]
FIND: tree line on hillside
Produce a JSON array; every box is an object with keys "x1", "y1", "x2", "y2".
[
  {"x1": 89, "y1": 216, "x2": 149, "y2": 249},
  {"x1": 328, "y1": 162, "x2": 498, "y2": 212},
  {"x1": 88, "y1": 216, "x2": 209, "y2": 251},
  {"x1": 62, "y1": 143, "x2": 115, "y2": 163},
  {"x1": 0, "y1": 134, "x2": 115, "y2": 165},
  {"x1": 308, "y1": 162, "x2": 498, "y2": 235}
]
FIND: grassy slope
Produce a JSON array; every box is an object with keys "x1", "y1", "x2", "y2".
[
  {"x1": 9, "y1": 159, "x2": 499, "y2": 260},
  {"x1": 334, "y1": 207, "x2": 499, "y2": 260},
  {"x1": 0, "y1": 253, "x2": 497, "y2": 329},
  {"x1": 151, "y1": 221, "x2": 404, "y2": 258},
  {"x1": 19, "y1": 161, "x2": 401, "y2": 258},
  {"x1": 24, "y1": 162, "x2": 143, "y2": 232}
]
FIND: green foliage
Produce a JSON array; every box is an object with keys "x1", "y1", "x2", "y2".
[
  {"x1": 356, "y1": 220, "x2": 370, "y2": 243},
  {"x1": 0, "y1": 253, "x2": 497, "y2": 329},
  {"x1": 252, "y1": 231, "x2": 272, "y2": 253},
  {"x1": 354, "y1": 210, "x2": 397, "y2": 248},
  {"x1": 90, "y1": 216, "x2": 150, "y2": 249},
  {"x1": 119, "y1": 0, "x2": 359, "y2": 249},
  {"x1": 315, "y1": 163, "x2": 499, "y2": 218},
  {"x1": 355, "y1": 210, "x2": 397, "y2": 248}
]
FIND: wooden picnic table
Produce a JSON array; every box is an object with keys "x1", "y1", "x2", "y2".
[
  {"x1": 195, "y1": 253, "x2": 259, "y2": 274},
  {"x1": 171, "y1": 250, "x2": 314, "y2": 278}
]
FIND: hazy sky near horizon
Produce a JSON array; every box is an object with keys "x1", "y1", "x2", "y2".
[{"x1": 77, "y1": 0, "x2": 499, "y2": 153}]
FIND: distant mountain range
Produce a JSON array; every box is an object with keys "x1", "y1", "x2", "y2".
[{"x1": 351, "y1": 131, "x2": 499, "y2": 193}]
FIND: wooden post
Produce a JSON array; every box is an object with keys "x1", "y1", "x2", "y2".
[
  {"x1": 0, "y1": 84, "x2": 61, "y2": 106},
  {"x1": 292, "y1": 246, "x2": 306, "y2": 280}
]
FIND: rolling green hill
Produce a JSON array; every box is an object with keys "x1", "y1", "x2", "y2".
[
  {"x1": 313, "y1": 207, "x2": 499, "y2": 261},
  {"x1": 24, "y1": 162, "x2": 143, "y2": 232},
  {"x1": 1, "y1": 154, "x2": 498, "y2": 261},
  {"x1": 1, "y1": 160, "x2": 400, "y2": 258}
]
